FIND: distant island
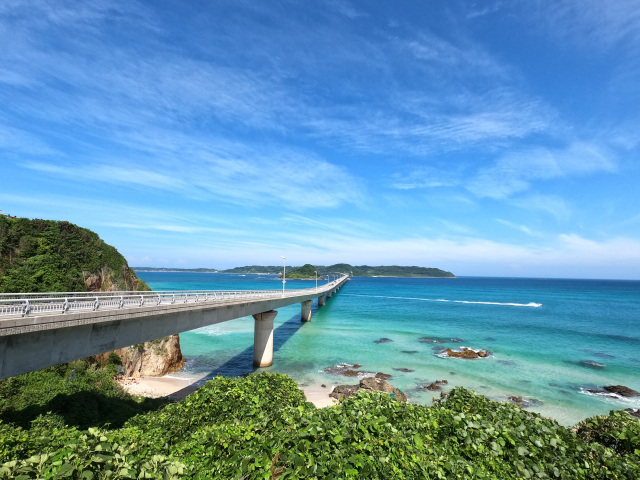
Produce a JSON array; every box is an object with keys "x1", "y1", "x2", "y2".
[{"x1": 133, "y1": 263, "x2": 455, "y2": 278}]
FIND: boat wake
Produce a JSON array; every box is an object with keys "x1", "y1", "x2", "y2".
[{"x1": 344, "y1": 294, "x2": 542, "y2": 308}]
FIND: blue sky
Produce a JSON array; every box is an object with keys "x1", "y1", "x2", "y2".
[{"x1": 2, "y1": 0, "x2": 640, "y2": 279}]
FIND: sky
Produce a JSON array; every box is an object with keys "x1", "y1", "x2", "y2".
[{"x1": 1, "y1": 0, "x2": 640, "y2": 279}]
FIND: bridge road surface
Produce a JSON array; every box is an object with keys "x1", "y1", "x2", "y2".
[{"x1": 0, "y1": 275, "x2": 349, "y2": 379}]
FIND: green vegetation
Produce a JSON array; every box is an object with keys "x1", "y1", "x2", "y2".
[
  {"x1": 0, "y1": 217, "x2": 149, "y2": 293},
  {"x1": 139, "y1": 263, "x2": 456, "y2": 278},
  {"x1": 0, "y1": 360, "x2": 165, "y2": 431},
  {"x1": 1, "y1": 372, "x2": 638, "y2": 479},
  {"x1": 132, "y1": 267, "x2": 219, "y2": 273},
  {"x1": 221, "y1": 265, "x2": 284, "y2": 274},
  {"x1": 328, "y1": 264, "x2": 455, "y2": 278},
  {"x1": 286, "y1": 263, "x2": 319, "y2": 279}
]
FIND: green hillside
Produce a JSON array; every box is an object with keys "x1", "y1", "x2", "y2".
[
  {"x1": 0, "y1": 216, "x2": 149, "y2": 293},
  {"x1": 218, "y1": 264, "x2": 455, "y2": 278},
  {"x1": 286, "y1": 263, "x2": 319, "y2": 279}
]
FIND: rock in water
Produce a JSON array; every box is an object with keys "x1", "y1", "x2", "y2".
[
  {"x1": 444, "y1": 347, "x2": 490, "y2": 359},
  {"x1": 330, "y1": 377, "x2": 407, "y2": 402},
  {"x1": 603, "y1": 385, "x2": 639, "y2": 397}
]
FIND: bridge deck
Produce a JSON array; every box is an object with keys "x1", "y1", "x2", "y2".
[{"x1": 0, "y1": 276, "x2": 349, "y2": 378}]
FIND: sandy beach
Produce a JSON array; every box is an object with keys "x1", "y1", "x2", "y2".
[
  {"x1": 119, "y1": 374, "x2": 338, "y2": 408},
  {"x1": 118, "y1": 374, "x2": 209, "y2": 402}
]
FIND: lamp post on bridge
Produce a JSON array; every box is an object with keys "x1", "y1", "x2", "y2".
[
  {"x1": 281, "y1": 256, "x2": 286, "y2": 296},
  {"x1": 315, "y1": 270, "x2": 318, "y2": 292}
]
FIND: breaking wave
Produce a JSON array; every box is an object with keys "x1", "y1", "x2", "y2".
[{"x1": 344, "y1": 294, "x2": 541, "y2": 308}]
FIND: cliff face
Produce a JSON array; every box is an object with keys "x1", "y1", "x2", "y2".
[
  {"x1": 96, "y1": 334, "x2": 185, "y2": 377},
  {"x1": 0, "y1": 216, "x2": 184, "y2": 377}
]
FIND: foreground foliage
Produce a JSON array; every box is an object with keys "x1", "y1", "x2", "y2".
[
  {"x1": 1, "y1": 373, "x2": 638, "y2": 479},
  {"x1": 0, "y1": 359, "x2": 165, "y2": 430}
]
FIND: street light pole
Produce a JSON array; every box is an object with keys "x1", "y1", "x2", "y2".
[
  {"x1": 281, "y1": 256, "x2": 286, "y2": 296},
  {"x1": 315, "y1": 270, "x2": 318, "y2": 292}
]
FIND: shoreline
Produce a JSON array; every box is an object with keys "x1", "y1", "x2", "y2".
[{"x1": 118, "y1": 374, "x2": 338, "y2": 408}]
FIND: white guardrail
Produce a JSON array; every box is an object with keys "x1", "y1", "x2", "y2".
[{"x1": 0, "y1": 276, "x2": 348, "y2": 319}]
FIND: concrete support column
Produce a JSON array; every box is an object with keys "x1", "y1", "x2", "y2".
[
  {"x1": 318, "y1": 295, "x2": 326, "y2": 307},
  {"x1": 327, "y1": 291, "x2": 333, "y2": 298},
  {"x1": 253, "y1": 310, "x2": 278, "y2": 367},
  {"x1": 301, "y1": 300, "x2": 312, "y2": 322}
]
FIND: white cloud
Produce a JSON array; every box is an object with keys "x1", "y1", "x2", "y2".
[
  {"x1": 468, "y1": 143, "x2": 616, "y2": 199},
  {"x1": 496, "y1": 219, "x2": 535, "y2": 236},
  {"x1": 509, "y1": 194, "x2": 572, "y2": 221},
  {"x1": 22, "y1": 151, "x2": 364, "y2": 210},
  {"x1": 529, "y1": 0, "x2": 640, "y2": 52}
]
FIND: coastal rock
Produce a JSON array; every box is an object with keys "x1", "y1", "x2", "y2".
[
  {"x1": 330, "y1": 384, "x2": 360, "y2": 400},
  {"x1": 603, "y1": 385, "x2": 639, "y2": 397},
  {"x1": 95, "y1": 334, "x2": 185, "y2": 377},
  {"x1": 508, "y1": 395, "x2": 543, "y2": 408},
  {"x1": 375, "y1": 372, "x2": 393, "y2": 380},
  {"x1": 442, "y1": 347, "x2": 490, "y2": 359},
  {"x1": 625, "y1": 408, "x2": 640, "y2": 419},
  {"x1": 393, "y1": 367, "x2": 415, "y2": 373},
  {"x1": 418, "y1": 380, "x2": 447, "y2": 392},
  {"x1": 330, "y1": 377, "x2": 407, "y2": 402},
  {"x1": 323, "y1": 363, "x2": 380, "y2": 378},
  {"x1": 323, "y1": 363, "x2": 360, "y2": 375},
  {"x1": 419, "y1": 337, "x2": 447, "y2": 344},
  {"x1": 374, "y1": 338, "x2": 393, "y2": 343},
  {"x1": 401, "y1": 350, "x2": 419, "y2": 354}
]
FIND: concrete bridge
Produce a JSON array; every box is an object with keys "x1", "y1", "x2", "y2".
[{"x1": 0, "y1": 275, "x2": 349, "y2": 379}]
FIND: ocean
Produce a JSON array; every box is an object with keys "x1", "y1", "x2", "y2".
[{"x1": 137, "y1": 272, "x2": 640, "y2": 426}]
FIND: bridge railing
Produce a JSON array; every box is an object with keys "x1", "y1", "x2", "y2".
[{"x1": 0, "y1": 275, "x2": 348, "y2": 319}]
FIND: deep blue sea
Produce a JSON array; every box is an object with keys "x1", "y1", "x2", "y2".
[{"x1": 138, "y1": 272, "x2": 640, "y2": 426}]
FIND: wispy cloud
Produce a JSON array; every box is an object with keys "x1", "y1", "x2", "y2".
[
  {"x1": 508, "y1": 195, "x2": 572, "y2": 222},
  {"x1": 496, "y1": 219, "x2": 536, "y2": 236},
  {"x1": 468, "y1": 142, "x2": 617, "y2": 199},
  {"x1": 527, "y1": 0, "x2": 640, "y2": 52},
  {"x1": 22, "y1": 149, "x2": 364, "y2": 210},
  {"x1": 390, "y1": 165, "x2": 462, "y2": 190}
]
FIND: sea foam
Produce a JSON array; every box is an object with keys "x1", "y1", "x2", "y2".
[{"x1": 344, "y1": 294, "x2": 541, "y2": 307}]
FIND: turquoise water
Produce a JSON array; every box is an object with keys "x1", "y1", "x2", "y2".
[{"x1": 138, "y1": 272, "x2": 640, "y2": 425}]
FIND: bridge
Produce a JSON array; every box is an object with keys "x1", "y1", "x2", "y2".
[{"x1": 0, "y1": 275, "x2": 349, "y2": 379}]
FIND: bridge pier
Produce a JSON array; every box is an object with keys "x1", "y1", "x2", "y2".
[
  {"x1": 326, "y1": 291, "x2": 332, "y2": 298},
  {"x1": 301, "y1": 300, "x2": 312, "y2": 322},
  {"x1": 252, "y1": 310, "x2": 278, "y2": 367},
  {"x1": 318, "y1": 295, "x2": 326, "y2": 307}
]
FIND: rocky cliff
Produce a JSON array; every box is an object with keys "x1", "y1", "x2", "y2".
[
  {"x1": 95, "y1": 334, "x2": 185, "y2": 377},
  {"x1": 0, "y1": 216, "x2": 184, "y2": 376}
]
